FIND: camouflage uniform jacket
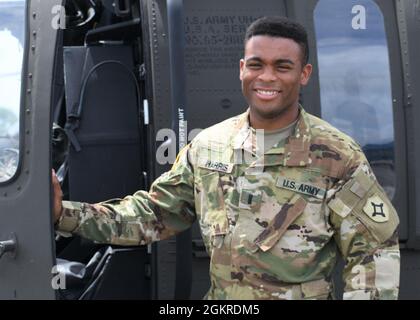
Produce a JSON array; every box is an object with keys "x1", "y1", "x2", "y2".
[{"x1": 57, "y1": 107, "x2": 400, "y2": 300}]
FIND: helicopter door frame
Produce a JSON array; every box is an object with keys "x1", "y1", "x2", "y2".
[{"x1": 0, "y1": 0, "x2": 62, "y2": 299}]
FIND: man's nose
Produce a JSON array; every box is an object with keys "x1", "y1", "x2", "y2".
[{"x1": 258, "y1": 66, "x2": 277, "y2": 82}]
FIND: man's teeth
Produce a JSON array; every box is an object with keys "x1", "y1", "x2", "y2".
[{"x1": 257, "y1": 90, "x2": 278, "y2": 96}]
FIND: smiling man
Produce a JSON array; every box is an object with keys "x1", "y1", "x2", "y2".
[
  {"x1": 53, "y1": 16, "x2": 400, "y2": 300},
  {"x1": 240, "y1": 32, "x2": 311, "y2": 131}
]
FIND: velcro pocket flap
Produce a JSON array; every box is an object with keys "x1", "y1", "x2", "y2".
[
  {"x1": 301, "y1": 278, "x2": 331, "y2": 299},
  {"x1": 328, "y1": 164, "x2": 375, "y2": 218}
]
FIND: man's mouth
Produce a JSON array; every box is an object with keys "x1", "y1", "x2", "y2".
[{"x1": 254, "y1": 89, "x2": 281, "y2": 100}]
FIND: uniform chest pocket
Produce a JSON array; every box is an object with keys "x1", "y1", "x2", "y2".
[
  {"x1": 253, "y1": 194, "x2": 307, "y2": 252},
  {"x1": 247, "y1": 172, "x2": 327, "y2": 251}
]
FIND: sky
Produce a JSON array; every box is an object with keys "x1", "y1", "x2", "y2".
[
  {"x1": 0, "y1": 29, "x2": 23, "y2": 113},
  {"x1": 314, "y1": 0, "x2": 394, "y2": 146},
  {"x1": 0, "y1": 0, "x2": 25, "y2": 137}
]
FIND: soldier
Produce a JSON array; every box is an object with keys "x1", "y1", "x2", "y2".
[{"x1": 52, "y1": 16, "x2": 400, "y2": 300}]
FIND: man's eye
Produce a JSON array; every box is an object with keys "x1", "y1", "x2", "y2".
[
  {"x1": 247, "y1": 64, "x2": 261, "y2": 69},
  {"x1": 277, "y1": 65, "x2": 291, "y2": 70}
]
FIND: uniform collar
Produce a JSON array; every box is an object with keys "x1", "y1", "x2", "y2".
[
  {"x1": 231, "y1": 106, "x2": 312, "y2": 167},
  {"x1": 282, "y1": 106, "x2": 312, "y2": 166},
  {"x1": 231, "y1": 109, "x2": 252, "y2": 150}
]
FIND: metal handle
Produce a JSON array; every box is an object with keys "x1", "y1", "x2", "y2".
[{"x1": 0, "y1": 234, "x2": 17, "y2": 259}]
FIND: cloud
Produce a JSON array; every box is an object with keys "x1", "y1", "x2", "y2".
[{"x1": 0, "y1": 28, "x2": 23, "y2": 136}]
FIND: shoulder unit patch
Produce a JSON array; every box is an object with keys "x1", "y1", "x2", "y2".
[{"x1": 363, "y1": 195, "x2": 390, "y2": 223}]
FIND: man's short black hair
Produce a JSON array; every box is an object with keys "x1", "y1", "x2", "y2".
[{"x1": 244, "y1": 16, "x2": 309, "y2": 65}]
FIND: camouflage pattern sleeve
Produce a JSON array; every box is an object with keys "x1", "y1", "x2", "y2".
[
  {"x1": 328, "y1": 158, "x2": 400, "y2": 300},
  {"x1": 56, "y1": 145, "x2": 196, "y2": 246}
]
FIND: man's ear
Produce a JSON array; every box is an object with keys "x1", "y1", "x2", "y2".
[
  {"x1": 239, "y1": 59, "x2": 245, "y2": 81},
  {"x1": 300, "y1": 63, "x2": 313, "y2": 86}
]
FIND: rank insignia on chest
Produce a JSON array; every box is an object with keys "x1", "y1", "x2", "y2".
[
  {"x1": 276, "y1": 177, "x2": 326, "y2": 199},
  {"x1": 363, "y1": 195, "x2": 389, "y2": 222},
  {"x1": 239, "y1": 189, "x2": 262, "y2": 210}
]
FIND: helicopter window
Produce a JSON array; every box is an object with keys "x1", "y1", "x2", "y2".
[
  {"x1": 314, "y1": 0, "x2": 395, "y2": 199},
  {"x1": 0, "y1": 0, "x2": 25, "y2": 183}
]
